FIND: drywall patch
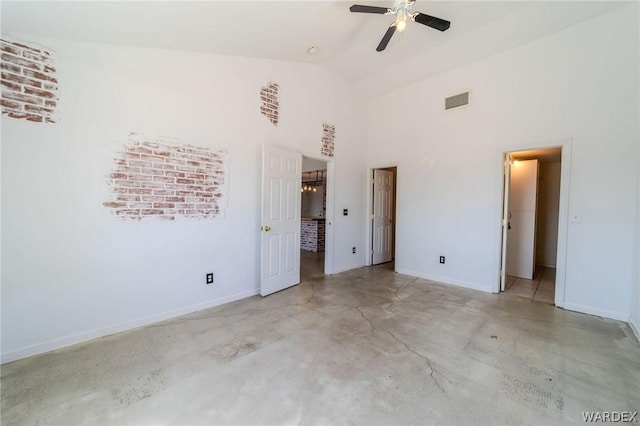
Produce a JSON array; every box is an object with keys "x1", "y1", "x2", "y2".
[
  {"x1": 321, "y1": 123, "x2": 335, "y2": 157},
  {"x1": 104, "y1": 133, "x2": 228, "y2": 221},
  {"x1": 1, "y1": 36, "x2": 58, "y2": 123},
  {"x1": 260, "y1": 81, "x2": 279, "y2": 126}
]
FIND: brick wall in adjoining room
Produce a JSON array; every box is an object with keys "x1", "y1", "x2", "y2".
[
  {"x1": 317, "y1": 220, "x2": 325, "y2": 252},
  {"x1": 260, "y1": 81, "x2": 279, "y2": 126},
  {"x1": 301, "y1": 219, "x2": 326, "y2": 253},
  {"x1": 301, "y1": 220, "x2": 319, "y2": 252},
  {"x1": 321, "y1": 123, "x2": 335, "y2": 157},
  {"x1": 104, "y1": 133, "x2": 228, "y2": 221},
  {"x1": 1, "y1": 37, "x2": 58, "y2": 123}
]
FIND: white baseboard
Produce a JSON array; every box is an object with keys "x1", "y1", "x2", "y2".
[
  {"x1": 563, "y1": 303, "x2": 628, "y2": 322},
  {"x1": 394, "y1": 268, "x2": 493, "y2": 293},
  {"x1": 331, "y1": 263, "x2": 364, "y2": 274},
  {"x1": 628, "y1": 315, "x2": 640, "y2": 342},
  {"x1": 1, "y1": 289, "x2": 259, "y2": 364}
]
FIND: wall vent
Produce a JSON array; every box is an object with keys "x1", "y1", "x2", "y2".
[{"x1": 445, "y1": 91, "x2": 470, "y2": 110}]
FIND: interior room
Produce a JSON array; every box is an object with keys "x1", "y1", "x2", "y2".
[
  {"x1": 301, "y1": 157, "x2": 328, "y2": 278},
  {"x1": 1, "y1": 1, "x2": 639, "y2": 425}
]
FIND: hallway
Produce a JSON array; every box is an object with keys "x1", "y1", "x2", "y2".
[{"x1": 505, "y1": 266, "x2": 556, "y2": 304}]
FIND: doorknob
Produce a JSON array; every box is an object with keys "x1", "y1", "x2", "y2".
[{"x1": 262, "y1": 225, "x2": 271, "y2": 232}]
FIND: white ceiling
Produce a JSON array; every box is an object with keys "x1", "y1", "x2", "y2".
[{"x1": 1, "y1": 1, "x2": 628, "y2": 97}]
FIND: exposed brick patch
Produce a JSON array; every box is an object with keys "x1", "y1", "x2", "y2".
[
  {"x1": 104, "y1": 133, "x2": 228, "y2": 221},
  {"x1": 1, "y1": 37, "x2": 58, "y2": 123},
  {"x1": 260, "y1": 81, "x2": 279, "y2": 126},
  {"x1": 320, "y1": 123, "x2": 335, "y2": 157}
]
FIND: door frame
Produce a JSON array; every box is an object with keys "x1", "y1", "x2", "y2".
[
  {"x1": 300, "y1": 152, "x2": 335, "y2": 275},
  {"x1": 500, "y1": 153, "x2": 511, "y2": 292},
  {"x1": 365, "y1": 164, "x2": 397, "y2": 267},
  {"x1": 494, "y1": 138, "x2": 572, "y2": 308}
]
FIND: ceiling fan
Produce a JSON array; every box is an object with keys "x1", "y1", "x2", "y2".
[{"x1": 349, "y1": 0, "x2": 450, "y2": 52}]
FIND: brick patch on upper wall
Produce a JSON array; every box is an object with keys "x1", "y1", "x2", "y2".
[
  {"x1": 1, "y1": 36, "x2": 58, "y2": 123},
  {"x1": 260, "y1": 81, "x2": 279, "y2": 126},
  {"x1": 104, "y1": 133, "x2": 228, "y2": 220},
  {"x1": 321, "y1": 123, "x2": 335, "y2": 157}
]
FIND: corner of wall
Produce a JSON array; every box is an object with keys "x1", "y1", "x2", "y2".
[{"x1": 629, "y1": 314, "x2": 640, "y2": 342}]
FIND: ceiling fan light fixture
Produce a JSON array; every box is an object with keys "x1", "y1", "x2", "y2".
[
  {"x1": 395, "y1": 9, "x2": 407, "y2": 32},
  {"x1": 349, "y1": 0, "x2": 450, "y2": 51},
  {"x1": 396, "y1": 18, "x2": 407, "y2": 32}
]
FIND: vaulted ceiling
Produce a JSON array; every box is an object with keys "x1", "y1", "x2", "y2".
[{"x1": 2, "y1": 1, "x2": 628, "y2": 97}]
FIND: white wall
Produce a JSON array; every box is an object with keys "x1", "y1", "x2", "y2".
[
  {"x1": 536, "y1": 161, "x2": 561, "y2": 268},
  {"x1": 1, "y1": 36, "x2": 367, "y2": 362},
  {"x1": 367, "y1": 5, "x2": 639, "y2": 320}
]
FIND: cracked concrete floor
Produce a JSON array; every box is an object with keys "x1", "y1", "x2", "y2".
[{"x1": 2, "y1": 260, "x2": 639, "y2": 425}]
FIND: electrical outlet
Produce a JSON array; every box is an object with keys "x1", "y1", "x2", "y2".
[
  {"x1": 352, "y1": 247, "x2": 356, "y2": 254},
  {"x1": 206, "y1": 273, "x2": 214, "y2": 284},
  {"x1": 439, "y1": 256, "x2": 445, "y2": 264},
  {"x1": 343, "y1": 209, "x2": 349, "y2": 216}
]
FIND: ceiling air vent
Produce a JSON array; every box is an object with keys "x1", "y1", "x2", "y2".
[{"x1": 445, "y1": 91, "x2": 470, "y2": 110}]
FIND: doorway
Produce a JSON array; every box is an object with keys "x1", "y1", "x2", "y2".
[
  {"x1": 370, "y1": 167, "x2": 397, "y2": 266},
  {"x1": 301, "y1": 157, "x2": 328, "y2": 279},
  {"x1": 498, "y1": 146, "x2": 567, "y2": 305},
  {"x1": 260, "y1": 146, "x2": 334, "y2": 297}
]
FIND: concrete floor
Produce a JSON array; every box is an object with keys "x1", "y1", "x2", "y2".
[
  {"x1": 301, "y1": 249, "x2": 325, "y2": 279},
  {"x1": 505, "y1": 267, "x2": 556, "y2": 304},
  {"x1": 2, "y1": 257, "x2": 639, "y2": 425}
]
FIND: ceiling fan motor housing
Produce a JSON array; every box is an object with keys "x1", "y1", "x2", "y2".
[{"x1": 393, "y1": 0, "x2": 415, "y2": 14}]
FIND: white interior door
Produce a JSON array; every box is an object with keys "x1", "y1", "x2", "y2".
[
  {"x1": 500, "y1": 154, "x2": 511, "y2": 291},
  {"x1": 506, "y1": 159, "x2": 539, "y2": 280},
  {"x1": 372, "y1": 169, "x2": 393, "y2": 265},
  {"x1": 260, "y1": 145, "x2": 301, "y2": 296}
]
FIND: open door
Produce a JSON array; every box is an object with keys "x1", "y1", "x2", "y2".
[
  {"x1": 506, "y1": 159, "x2": 539, "y2": 280},
  {"x1": 260, "y1": 145, "x2": 302, "y2": 296},
  {"x1": 500, "y1": 154, "x2": 511, "y2": 292},
  {"x1": 372, "y1": 169, "x2": 394, "y2": 265}
]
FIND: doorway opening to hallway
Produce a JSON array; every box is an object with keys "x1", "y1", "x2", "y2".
[
  {"x1": 260, "y1": 146, "x2": 334, "y2": 297},
  {"x1": 499, "y1": 147, "x2": 565, "y2": 305}
]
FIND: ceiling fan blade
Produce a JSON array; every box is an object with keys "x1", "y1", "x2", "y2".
[
  {"x1": 376, "y1": 25, "x2": 396, "y2": 52},
  {"x1": 350, "y1": 4, "x2": 390, "y2": 14},
  {"x1": 413, "y1": 13, "x2": 451, "y2": 31}
]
